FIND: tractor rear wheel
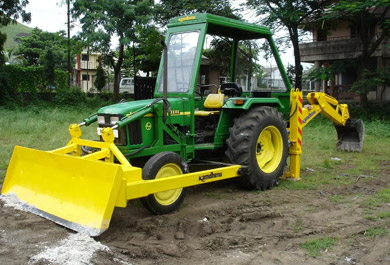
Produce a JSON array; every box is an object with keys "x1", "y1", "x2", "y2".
[
  {"x1": 140, "y1": 152, "x2": 188, "y2": 215},
  {"x1": 226, "y1": 106, "x2": 288, "y2": 190}
]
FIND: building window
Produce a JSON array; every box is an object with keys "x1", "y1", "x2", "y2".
[
  {"x1": 317, "y1": 29, "x2": 327, "y2": 41},
  {"x1": 82, "y1": 74, "x2": 89, "y2": 81},
  {"x1": 82, "y1": 54, "x2": 89, "y2": 61}
]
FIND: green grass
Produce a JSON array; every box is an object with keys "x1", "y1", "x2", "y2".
[
  {"x1": 2, "y1": 22, "x2": 33, "y2": 50},
  {"x1": 301, "y1": 237, "x2": 337, "y2": 257},
  {"x1": 1, "y1": 105, "x2": 390, "y2": 188},
  {"x1": 364, "y1": 215, "x2": 379, "y2": 221},
  {"x1": 276, "y1": 117, "x2": 390, "y2": 191},
  {"x1": 293, "y1": 220, "x2": 304, "y2": 233},
  {"x1": 378, "y1": 212, "x2": 390, "y2": 219},
  {"x1": 329, "y1": 194, "x2": 345, "y2": 203},
  {"x1": 202, "y1": 191, "x2": 225, "y2": 199},
  {"x1": 362, "y1": 188, "x2": 390, "y2": 209},
  {"x1": 364, "y1": 227, "x2": 388, "y2": 238},
  {"x1": 0, "y1": 105, "x2": 99, "y2": 180}
]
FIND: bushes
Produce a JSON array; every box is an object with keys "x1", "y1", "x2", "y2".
[
  {"x1": 0, "y1": 64, "x2": 114, "y2": 107},
  {"x1": 3, "y1": 64, "x2": 68, "y2": 92},
  {"x1": 54, "y1": 86, "x2": 86, "y2": 105},
  {"x1": 0, "y1": 65, "x2": 68, "y2": 104}
]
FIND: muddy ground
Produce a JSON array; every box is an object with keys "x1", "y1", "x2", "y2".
[{"x1": 1, "y1": 166, "x2": 390, "y2": 265}]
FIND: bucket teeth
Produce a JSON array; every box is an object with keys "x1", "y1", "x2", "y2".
[{"x1": 335, "y1": 119, "x2": 365, "y2": 152}]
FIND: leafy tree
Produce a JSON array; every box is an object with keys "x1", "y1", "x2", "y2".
[
  {"x1": 0, "y1": 0, "x2": 31, "y2": 66},
  {"x1": 121, "y1": 26, "x2": 164, "y2": 78},
  {"x1": 246, "y1": 0, "x2": 332, "y2": 91},
  {"x1": 71, "y1": 0, "x2": 153, "y2": 101},
  {"x1": 43, "y1": 48, "x2": 56, "y2": 89},
  {"x1": 203, "y1": 38, "x2": 232, "y2": 77},
  {"x1": 203, "y1": 38, "x2": 262, "y2": 89},
  {"x1": 16, "y1": 28, "x2": 79, "y2": 71},
  {"x1": 135, "y1": 26, "x2": 164, "y2": 76},
  {"x1": 94, "y1": 59, "x2": 106, "y2": 92},
  {"x1": 3, "y1": 48, "x2": 25, "y2": 65},
  {"x1": 0, "y1": 0, "x2": 31, "y2": 103},
  {"x1": 352, "y1": 68, "x2": 390, "y2": 100},
  {"x1": 156, "y1": 0, "x2": 239, "y2": 26},
  {"x1": 321, "y1": 0, "x2": 390, "y2": 108}
]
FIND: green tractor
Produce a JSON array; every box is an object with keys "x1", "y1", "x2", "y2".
[
  {"x1": 97, "y1": 13, "x2": 291, "y2": 210},
  {"x1": 2, "y1": 13, "x2": 364, "y2": 236}
]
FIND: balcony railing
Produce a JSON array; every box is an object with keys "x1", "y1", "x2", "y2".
[
  {"x1": 300, "y1": 37, "x2": 389, "y2": 62},
  {"x1": 76, "y1": 61, "x2": 97, "y2": 70},
  {"x1": 300, "y1": 38, "x2": 363, "y2": 62}
]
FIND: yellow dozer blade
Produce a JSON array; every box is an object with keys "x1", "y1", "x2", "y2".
[{"x1": 1, "y1": 145, "x2": 124, "y2": 236}]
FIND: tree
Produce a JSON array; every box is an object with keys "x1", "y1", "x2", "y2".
[
  {"x1": 121, "y1": 26, "x2": 164, "y2": 77},
  {"x1": 0, "y1": 0, "x2": 31, "y2": 66},
  {"x1": 16, "y1": 29, "x2": 80, "y2": 71},
  {"x1": 43, "y1": 48, "x2": 56, "y2": 89},
  {"x1": 246, "y1": 0, "x2": 331, "y2": 90},
  {"x1": 352, "y1": 68, "x2": 390, "y2": 101},
  {"x1": 94, "y1": 59, "x2": 106, "y2": 93},
  {"x1": 71, "y1": 0, "x2": 153, "y2": 101},
  {"x1": 3, "y1": 48, "x2": 25, "y2": 65},
  {"x1": 321, "y1": 0, "x2": 390, "y2": 108},
  {"x1": 135, "y1": 26, "x2": 164, "y2": 76},
  {"x1": 156, "y1": 0, "x2": 239, "y2": 26}
]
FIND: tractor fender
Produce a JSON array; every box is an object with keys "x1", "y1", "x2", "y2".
[{"x1": 223, "y1": 97, "x2": 284, "y2": 111}]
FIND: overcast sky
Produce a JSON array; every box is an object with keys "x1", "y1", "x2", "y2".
[
  {"x1": 19, "y1": 0, "x2": 299, "y2": 67},
  {"x1": 22, "y1": 0, "x2": 69, "y2": 33}
]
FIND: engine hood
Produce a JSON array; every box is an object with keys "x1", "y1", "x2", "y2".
[{"x1": 97, "y1": 98, "x2": 188, "y2": 117}]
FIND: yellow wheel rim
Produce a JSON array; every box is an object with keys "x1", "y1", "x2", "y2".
[
  {"x1": 256, "y1": 125, "x2": 283, "y2": 173},
  {"x1": 154, "y1": 163, "x2": 183, "y2": 206}
]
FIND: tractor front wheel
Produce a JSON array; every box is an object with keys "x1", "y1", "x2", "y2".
[
  {"x1": 140, "y1": 152, "x2": 188, "y2": 215},
  {"x1": 226, "y1": 106, "x2": 288, "y2": 190}
]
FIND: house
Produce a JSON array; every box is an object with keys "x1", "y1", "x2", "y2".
[
  {"x1": 300, "y1": 19, "x2": 390, "y2": 101},
  {"x1": 74, "y1": 50, "x2": 100, "y2": 92}
]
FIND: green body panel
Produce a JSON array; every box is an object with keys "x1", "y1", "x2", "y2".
[{"x1": 91, "y1": 13, "x2": 293, "y2": 161}]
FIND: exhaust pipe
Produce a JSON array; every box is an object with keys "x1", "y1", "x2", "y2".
[{"x1": 161, "y1": 40, "x2": 168, "y2": 122}]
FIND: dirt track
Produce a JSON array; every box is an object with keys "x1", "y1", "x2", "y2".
[{"x1": 1, "y1": 168, "x2": 390, "y2": 265}]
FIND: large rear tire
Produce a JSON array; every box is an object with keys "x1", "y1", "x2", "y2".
[
  {"x1": 140, "y1": 152, "x2": 188, "y2": 215},
  {"x1": 226, "y1": 106, "x2": 288, "y2": 190}
]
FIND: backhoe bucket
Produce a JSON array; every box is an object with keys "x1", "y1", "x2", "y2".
[
  {"x1": 335, "y1": 119, "x2": 365, "y2": 152},
  {"x1": 1, "y1": 145, "x2": 124, "y2": 236}
]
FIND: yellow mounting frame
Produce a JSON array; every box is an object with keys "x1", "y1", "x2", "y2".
[{"x1": 64, "y1": 124, "x2": 242, "y2": 206}]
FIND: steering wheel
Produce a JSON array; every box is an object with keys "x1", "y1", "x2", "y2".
[{"x1": 220, "y1": 82, "x2": 243, "y2": 97}]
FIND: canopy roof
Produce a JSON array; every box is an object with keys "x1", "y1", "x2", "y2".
[{"x1": 168, "y1": 13, "x2": 272, "y2": 40}]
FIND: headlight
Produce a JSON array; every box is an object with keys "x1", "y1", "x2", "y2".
[
  {"x1": 97, "y1": 116, "x2": 105, "y2": 124},
  {"x1": 110, "y1": 116, "x2": 119, "y2": 124}
]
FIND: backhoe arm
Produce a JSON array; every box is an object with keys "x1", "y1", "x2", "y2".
[
  {"x1": 301, "y1": 92, "x2": 350, "y2": 128},
  {"x1": 284, "y1": 90, "x2": 364, "y2": 180}
]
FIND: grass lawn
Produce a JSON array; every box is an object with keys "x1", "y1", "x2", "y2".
[
  {"x1": 1, "y1": 104, "x2": 390, "y2": 187},
  {"x1": 0, "y1": 105, "x2": 99, "y2": 179},
  {"x1": 277, "y1": 116, "x2": 390, "y2": 190}
]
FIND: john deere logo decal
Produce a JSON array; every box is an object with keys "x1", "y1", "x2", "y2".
[
  {"x1": 145, "y1": 122, "x2": 152, "y2": 130},
  {"x1": 178, "y1": 16, "x2": 196, "y2": 22}
]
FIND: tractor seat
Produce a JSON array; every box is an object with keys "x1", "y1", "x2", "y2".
[{"x1": 194, "y1": 93, "x2": 225, "y2": 116}]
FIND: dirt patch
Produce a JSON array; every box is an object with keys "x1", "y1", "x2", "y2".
[{"x1": 1, "y1": 170, "x2": 390, "y2": 265}]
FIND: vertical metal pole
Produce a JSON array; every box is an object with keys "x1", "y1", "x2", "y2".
[
  {"x1": 67, "y1": 0, "x2": 71, "y2": 88},
  {"x1": 161, "y1": 41, "x2": 168, "y2": 122},
  {"x1": 230, "y1": 39, "x2": 238, "y2": 82}
]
